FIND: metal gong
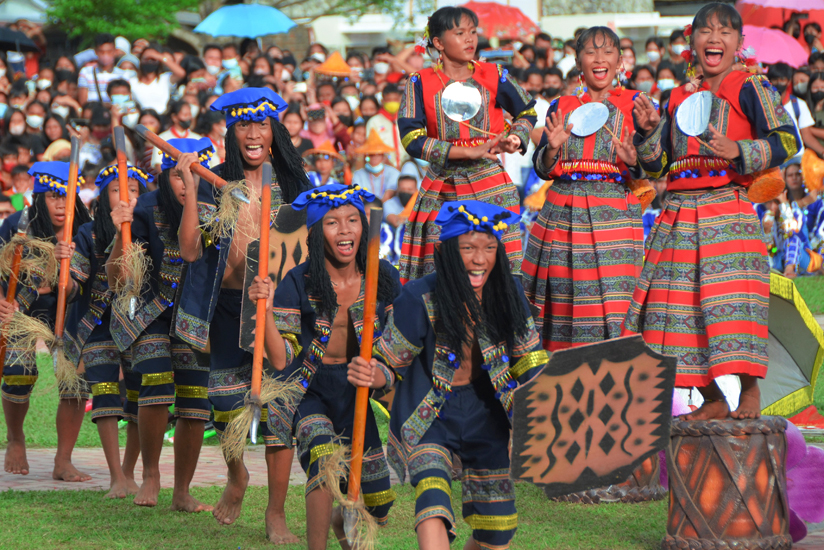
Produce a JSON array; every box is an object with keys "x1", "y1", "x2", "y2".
[
  {"x1": 569, "y1": 102, "x2": 610, "y2": 137},
  {"x1": 441, "y1": 81, "x2": 482, "y2": 122},
  {"x1": 676, "y1": 90, "x2": 713, "y2": 136}
]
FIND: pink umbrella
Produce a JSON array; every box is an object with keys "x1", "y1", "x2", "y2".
[
  {"x1": 742, "y1": 25, "x2": 810, "y2": 67},
  {"x1": 737, "y1": 0, "x2": 824, "y2": 30}
]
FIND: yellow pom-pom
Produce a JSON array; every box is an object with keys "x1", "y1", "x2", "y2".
[
  {"x1": 311, "y1": 193, "x2": 318, "y2": 199},
  {"x1": 458, "y1": 205, "x2": 465, "y2": 213},
  {"x1": 473, "y1": 219, "x2": 480, "y2": 225},
  {"x1": 481, "y1": 216, "x2": 488, "y2": 222}
]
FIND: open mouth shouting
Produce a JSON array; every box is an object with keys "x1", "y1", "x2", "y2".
[
  {"x1": 468, "y1": 269, "x2": 486, "y2": 288},
  {"x1": 337, "y1": 239, "x2": 355, "y2": 256},
  {"x1": 704, "y1": 48, "x2": 724, "y2": 67},
  {"x1": 245, "y1": 143, "x2": 266, "y2": 161},
  {"x1": 592, "y1": 67, "x2": 609, "y2": 81}
]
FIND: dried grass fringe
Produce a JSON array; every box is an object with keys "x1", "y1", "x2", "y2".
[
  {"x1": 2, "y1": 312, "x2": 83, "y2": 395},
  {"x1": 201, "y1": 179, "x2": 260, "y2": 243},
  {"x1": 220, "y1": 373, "x2": 304, "y2": 462},
  {"x1": 111, "y1": 242, "x2": 151, "y2": 318},
  {"x1": 0, "y1": 235, "x2": 59, "y2": 289},
  {"x1": 319, "y1": 444, "x2": 378, "y2": 550}
]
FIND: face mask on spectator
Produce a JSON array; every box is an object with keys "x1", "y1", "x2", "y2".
[
  {"x1": 122, "y1": 112, "x2": 139, "y2": 129},
  {"x1": 773, "y1": 83, "x2": 787, "y2": 96},
  {"x1": 0, "y1": 103, "x2": 7, "y2": 119},
  {"x1": 121, "y1": 69, "x2": 137, "y2": 80},
  {"x1": 811, "y1": 91, "x2": 824, "y2": 104},
  {"x1": 222, "y1": 58, "x2": 239, "y2": 69},
  {"x1": 657, "y1": 78, "x2": 676, "y2": 91},
  {"x1": 51, "y1": 104, "x2": 70, "y2": 119},
  {"x1": 553, "y1": 51, "x2": 563, "y2": 62},
  {"x1": 282, "y1": 69, "x2": 292, "y2": 81},
  {"x1": 398, "y1": 192, "x2": 413, "y2": 206},
  {"x1": 383, "y1": 101, "x2": 400, "y2": 114},
  {"x1": 254, "y1": 68, "x2": 268, "y2": 75},
  {"x1": 805, "y1": 33, "x2": 816, "y2": 46},
  {"x1": 37, "y1": 79, "x2": 52, "y2": 90},
  {"x1": 344, "y1": 95, "x2": 360, "y2": 112},
  {"x1": 374, "y1": 62, "x2": 390, "y2": 75},
  {"x1": 9, "y1": 123, "x2": 25, "y2": 135},
  {"x1": 79, "y1": 187, "x2": 99, "y2": 204},
  {"x1": 188, "y1": 104, "x2": 200, "y2": 119},
  {"x1": 338, "y1": 115, "x2": 352, "y2": 127},
  {"x1": 26, "y1": 115, "x2": 44, "y2": 129},
  {"x1": 178, "y1": 119, "x2": 192, "y2": 130},
  {"x1": 794, "y1": 82, "x2": 808, "y2": 96},
  {"x1": 646, "y1": 50, "x2": 661, "y2": 63},
  {"x1": 0, "y1": 68, "x2": 5, "y2": 79},
  {"x1": 544, "y1": 86, "x2": 562, "y2": 98},
  {"x1": 671, "y1": 44, "x2": 687, "y2": 56},
  {"x1": 206, "y1": 64, "x2": 221, "y2": 76},
  {"x1": 364, "y1": 161, "x2": 384, "y2": 174},
  {"x1": 141, "y1": 61, "x2": 159, "y2": 74},
  {"x1": 635, "y1": 80, "x2": 654, "y2": 93}
]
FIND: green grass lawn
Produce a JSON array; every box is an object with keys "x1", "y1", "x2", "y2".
[
  {"x1": 0, "y1": 483, "x2": 668, "y2": 550},
  {"x1": 795, "y1": 276, "x2": 824, "y2": 316}
]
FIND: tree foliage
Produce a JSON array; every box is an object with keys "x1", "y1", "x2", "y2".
[{"x1": 47, "y1": 0, "x2": 202, "y2": 42}]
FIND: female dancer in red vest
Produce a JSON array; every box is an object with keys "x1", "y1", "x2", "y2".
[
  {"x1": 397, "y1": 6, "x2": 536, "y2": 283},
  {"x1": 522, "y1": 26, "x2": 645, "y2": 351},
  {"x1": 626, "y1": 3, "x2": 799, "y2": 419}
]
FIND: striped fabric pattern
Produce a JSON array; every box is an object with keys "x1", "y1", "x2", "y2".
[
  {"x1": 398, "y1": 169, "x2": 522, "y2": 284},
  {"x1": 622, "y1": 186, "x2": 770, "y2": 386},
  {"x1": 522, "y1": 180, "x2": 643, "y2": 350}
]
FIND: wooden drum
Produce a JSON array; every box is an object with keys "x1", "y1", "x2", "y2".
[
  {"x1": 663, "y1": 417, "x2": 792, "y2": 550},
  {"x1": 551, "y1": 454, "x2": 667, "y2": 504}
]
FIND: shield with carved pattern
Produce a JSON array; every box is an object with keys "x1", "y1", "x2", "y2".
[
  {"x1": 239, "y1": 204, "x2": 308, "y2": 351},
  {"x1": 511, "y1": 335, "x2": 676, "y2": 498}
]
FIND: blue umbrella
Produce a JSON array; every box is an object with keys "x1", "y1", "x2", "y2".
[{"x1": 194, "y1": 4, "x2": 297, "y2": 38}]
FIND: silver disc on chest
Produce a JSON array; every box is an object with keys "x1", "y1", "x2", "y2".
[
  {"x1": 569, "y1": 102, "x2": 610, "y2": 137},
  {"x1": 676, "y1": 90, "x2": 713, "y2": 136},
  {"x1": 441, "y1": 81, "x2": 482, "y2": 122}
]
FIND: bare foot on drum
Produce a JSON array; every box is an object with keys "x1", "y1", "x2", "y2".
[
  {"x1": 682, "y1": 381, "x2": 729, "y2": 421},
  {"x1": 731, "y1": 375, "x2": 761, "y2": 420},
  {"x1": 4, "y1": 440, "x2": 29, "y2": 475},
  {"x1": 213, "y1": 463, "x2": 249, "y2": 525}
]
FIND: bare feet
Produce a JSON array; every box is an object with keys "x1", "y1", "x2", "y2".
[
  {"x1": 731, "y1": 375, "x2": 761, "y2": 420},
  {"x1": 4, "y1": 440, "x2": 29, "y2": 475},
  {"x1": 266, "y1": 506, "x2": 300, "y2": 545},
  {"x1": 330, "y1": 506, "x2": 352, "y2": 550},
  {"x1": 213, "y1": 465, "x2": 249, "y2": 525},
  {"x1": 171, "y1": 493, "x2": 214, "y2": 513},
  {"x1": 106, "y1": 478, "x2": 135, "y2": 499},
  {"x1": 682, "y1": 399, "x2": 730, "y2": 421},
  {"x1": 53, "y1": 461, "x2": 92, "y2": 482},
  {"x1": 134, "y1": 473, "x2": 161, "y2": 507},
  {"x1": 125, "y1": 478, "x2": 140, "y2": 494}
]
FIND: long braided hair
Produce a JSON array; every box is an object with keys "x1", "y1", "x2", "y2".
[
  {"x1": 156, "y1": 169, "x2": 183, "y2": 237},
  {"x1": 28, "y1": 192, "x2": 92, "y2": 242},
  {"x1": 223, "y1": 118, "x2": 310, "y2": 204},
  {"x1": 93, "y1": 183, "x2": 148, "y2": 255},
  {"x1": 433, "y1": 237, "x2": 530, "y2": 355},
  {"x1": 305, "y1": 209, "x2": 398, "y2": 319}
]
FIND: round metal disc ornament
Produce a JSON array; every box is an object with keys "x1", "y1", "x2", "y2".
[
  {"x1": 441, "y1": 81, "x2": 482, "y2": 122},
  {"x1": 568, "y1": 102, "x2": 610, "y2": 137},
  {"x1": 676, "y1": 90, "x2": 713, "y2": 136}
]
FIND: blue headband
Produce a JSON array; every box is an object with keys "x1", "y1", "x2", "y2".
[
  {"x1": 209, "y1": 87, "x2": 288, "y2": 128},
  {"x1": 95, "y1": 164, "x2": 154, "y2": 189},
  {"x1": 29, "y1": 162, "x2": 83, "y2": 195},
  {"x1": 435, "y1": 200, "x2": 520, "y2": 242},
  {"x1": 291, "y1": 184, "x2": 376, "y2": 228},
  {"x1": 161, "y1": 137, "x2": 215, "y2": 172}
]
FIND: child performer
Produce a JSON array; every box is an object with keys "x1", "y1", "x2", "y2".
[
  {"x1": 177, "y1": 89, "x2": 309, "y2": 541},
  {"x1": 523, "y1": 26, "x2": 646, "y2": 351},
  {"x1": 1, "y1": 161, "x2": 92, "y2": 479},
  {"x1": 626, "y1": 3, "x2": 800, "y2": 419},
  {"x1": 54, "y1": 164, "x2": 151, "y2": 498},
  {"x1": 107, "y1": 156, "x2": 211, "y2": 510},
  {"x1": 360, "y1": 200, "x2": 548, "y2": 550},
  {"x1": 248, "y1": 184, "x2": 400, "y2": 550},
  {"x1": 397, "y1": 6, "x2": 536, "y2": 284}
]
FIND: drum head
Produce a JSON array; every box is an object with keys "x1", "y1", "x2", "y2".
[
  {"x1": 676, "y1": 90, "x2": 713, "y2": 137},
  {"x1": 569, "y1": 102, "x2": 610, "y2": 137},
  {"x1": 441, "y1": 81, "x2": 482, "y2": 122}
]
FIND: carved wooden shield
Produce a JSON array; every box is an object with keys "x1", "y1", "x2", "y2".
[
  {"x1": 239, "y1": 204, "x2": 308, "y2": 351},
  {"x1": 511, "y1": 335, "x2": 676, "y2": 499}
]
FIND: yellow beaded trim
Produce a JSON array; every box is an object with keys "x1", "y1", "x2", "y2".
[
  {"x1": 415, "y1": 477, "x2": 451, "y2": 499},
  {"x1": 309, "y1": 185, "x2": 364, "y2": 201},
  {"x1": 282, "y1": 332, "x2": 303, "y2": 358},
  {"x1": 464, "y1": 513, "x2": 518, "y2": 531},
  {"x1": 141, "y1": 372, "x2": 174, "y2": 386},
  {"x1": 91, "y1": 382, "x2": 120, "y2": 396},
  {"x1": 456, "y1": 204, "x2": 509, "y2": 233},
  {"x1": 309, "y1": 442, "x2": 339, "y2": 466},
  {"x1": 362, "y1": 488, "x2": 396, "y2": 507},
  {"x1": 175, "y1": 385, "x2": 208, "y2": 399},
  {"x1": 99, "y1": 164, "x2": 151, "y2": 183},
  {"x1": 509, "y1": 350, "x2": 549, "y2": 380},
  {"x1": 230, "y1": 101, "x2": 280, "y2": 118},
  {"x1": 36, "y1": 175, "x2": 85, "y2": 192},
  {"x1": 401, "y1": 128, "x2": 427, "y2": 149},
  {"x1": 163, "y1": 149, "x2": 214, "y2": 164},
  {"x1": 126, "y1": 389, "x2": 139, "y2": 402},
  {"x1": 2, "y1": 375, "x2": 38, "y2": 386}
]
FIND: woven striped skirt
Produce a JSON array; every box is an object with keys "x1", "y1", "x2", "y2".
[
  {"x1": 398, "y1": 165, "x2": 522, "y2": 284},
  {"x1": 622, "y1": 186, "x2": 769, "y2": 387},
  {"x1": 522, "y1": 180, "x2": 644, "y2": 351}
]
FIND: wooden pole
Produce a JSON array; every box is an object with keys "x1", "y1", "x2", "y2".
[
  {"x1": 52, "y1": 136, "x2": 80, "y2": 345},
  {"x1": 346, "y1": 207, "x2": 383, "y2": 503},
  {"x1": 114, "y1": 127, "x2": 132, "y2": 247}
]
